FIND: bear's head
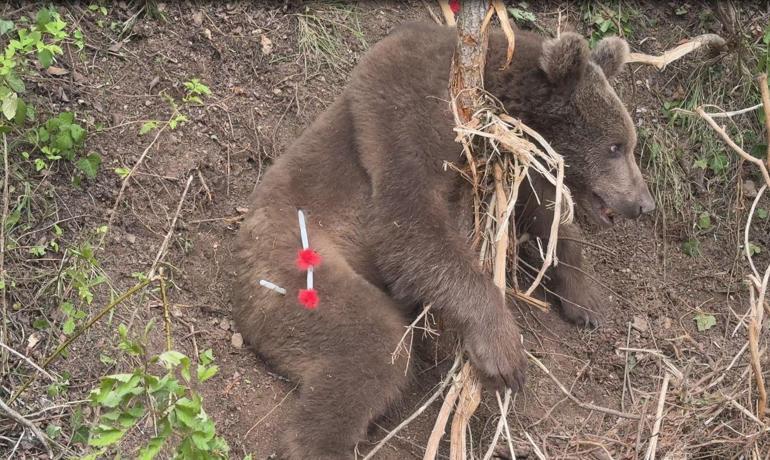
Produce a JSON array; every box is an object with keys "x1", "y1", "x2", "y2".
[{"x1": 496, "y1": 32, "x2": 655, "y2": 227}]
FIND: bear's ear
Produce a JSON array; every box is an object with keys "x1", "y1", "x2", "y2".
[
  {"x1": 539, "y1": 32, "x2": 590, "y2": 86},
  {"x1": 590, "y1": 37, "x2": 629, "y2": 79}
]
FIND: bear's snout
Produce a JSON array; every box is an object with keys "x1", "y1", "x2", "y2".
[{"x1": 617, "y1": 185, "x2": 655, "y2": 219}]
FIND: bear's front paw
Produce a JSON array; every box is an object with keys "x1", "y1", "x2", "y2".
[
  {"x1": 465, "y1": 318, "x2": 527, "y2": 393},
  {"x1": 557, "y1": 282, "x2": 603, "y2": 329}
]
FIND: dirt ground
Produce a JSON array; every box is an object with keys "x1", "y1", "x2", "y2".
[{"x1": 2, "y1": 1, "x2": 770, "y2": 459}]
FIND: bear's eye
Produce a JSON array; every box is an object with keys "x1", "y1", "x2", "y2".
[{"x1": 610, "y1": 143, "x2": 623, "y2": 157}]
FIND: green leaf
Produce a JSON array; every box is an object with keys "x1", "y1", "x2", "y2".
[
  {"x1": 114, "y1": 167, "x2": 130, "y2": 178},
  {"x1": 76, "y1": 152, "x2": 101, "y2": 179},
  {"x1": 5, "y1": 72, "x2": 25, "y2": 93},
  {"x1": 697, "y1": 212, "x2": 712, "y2": 230},
  {"x1": 694, "y1": 313, "x2": 716, "y2": 332},
  {"x1": 0, "y1": 19, "x2": 14, "y2": 36},
  {"x1": 199, "y1": 348, "x2": 215, "y2": 366},
  {"x1": 682, "y1": 239, "x2": 700, "y2": 257},
  {"x1": 62, "y1": 317, "x2": 76, "y2": 335},
  {"x1": 36, "y1": 8, "x2": 53, "y2": 28},
  {"x1": 139, "y1": 120, "x2": 158, "y2": 135},
  {"x1": 37, "y1": 48, "x2": 53, "y2": 68},
  {"x1": 748, "y1": 242, "x2": 762, "y2": 256},
  {"x1": 138, "y1": 435, "x2": 167, "y2": 460},
  {"x1": 2, "y1": 91, "x2": 18, "y2": 120},
  {"x1": 197, "y1": 364, "x2": 218, "y2": 383},
  {"x1": 13, "y1": 98, "x2": 26, "y2": 125},
  {"x1": 88, "y1": 426, "x2": 126, "y2": 447},
  {"x1": 709, "y1": 152, "x2": 729, "y2": 174},
  {"x1": 159, "y1": 350, "x2": 191, "y2": 381},
  {"x1": 757, "y1": 208, "x2": 768, "y2": 220},
  {"x1": 70, "y1": 123, "x2": 86, "y2": 143},
  {"x1": 45, "y1": 424, "x2": 61, "y2": 439}
]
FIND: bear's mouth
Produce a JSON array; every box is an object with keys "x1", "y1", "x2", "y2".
[{"x1": 590, "y1": 192, "x2": 616, "y2": 227}]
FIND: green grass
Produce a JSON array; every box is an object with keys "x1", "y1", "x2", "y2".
[{"x1": 296, "y1": 3, "x2": 367, "y2": 73}]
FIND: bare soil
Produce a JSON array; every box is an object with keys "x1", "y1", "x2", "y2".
[{"x1": 2, "y1": 1, "x2": 769, "y2": 459}]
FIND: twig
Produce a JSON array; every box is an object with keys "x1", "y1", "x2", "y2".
[
  {"x1": 693, "y1": 107, "x2": 770, "y2": 186},
  {"x1": 527, "y1": 350, "x2": 640, "y2": 420},
  {"x1": 8, "y1": 279, "x2": 151, "y2": 404},
  {"x1": 524, "y1": 431, "x2": 546, "y2": 460},
  {"x1": 364, "y1": 355, "x2": 462, "y2": 460},
  {"x1": 0, "y1": 341, "x2": 54, "y2": 381},
  {"x1": 725, "y1": 395, "x2": 766, "y2": 427},
  {"x1": 437, "y1": 0, "x2": 456, "y2": 26},
  {"x1": 644, "y1": 372, "x2": 670, "y2": 460},
  {"x1": 197, "y1": 168, "x2": 213, "y2": 202},
  {"x1": 245, "y1": 382, "x2": 299, "y2": 436},
  {"x1": 159, "y1": 268, "x2": 172, "y2": 352},
  {"x1": 148, "y1": 174, "x2": 194, "y2": 279},
  {"x1": 627, "y1": 34, "x2": 725, "y2": 70},
  {"x1": 100, "y1": 121, "x2": 169, "y2": 246},
  {"x1": 482, "y1": 390, "x2": 513, "y2": 460},
  {"x1": 392, "y1": 304, "x2": 435, "y2": 374},
  {"x1": 758, "y1": 74, "x2": 770, "y2": 170},
  {"x1": 449, "y1": 362, "x2": 482, "y2": 460},
  {"x1": 423, "y1": 369, "x2": 463, "y2": 460},
  {"x1": 0, "y1": 134, "x2": 9, "y2": 370},
  {"x1": 0, "y1": 397, "x2": 53, "y2": 458}
]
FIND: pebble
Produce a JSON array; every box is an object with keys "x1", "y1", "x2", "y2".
[{"x1": 231, "y1": 333, "x2": 243, "y2": 349}]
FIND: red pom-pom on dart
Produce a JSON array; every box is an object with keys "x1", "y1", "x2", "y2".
[
  {"x1": 449, "y1": 0, "x2": 460, "y2": 14},
  {"x1": 296, "y1": 248, "x2": 322, "y2": 270},
  {"x1": 298, "y1": 289, "x2": 319, "y2": 309}
]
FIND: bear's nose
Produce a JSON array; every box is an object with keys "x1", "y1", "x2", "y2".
[{"x1": 639, "y1": 187, "x2": 655, "y2": 214}]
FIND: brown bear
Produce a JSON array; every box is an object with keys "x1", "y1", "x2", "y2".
[{"x1": 232, "y1": 22, "x2": 654, "y2": 459}]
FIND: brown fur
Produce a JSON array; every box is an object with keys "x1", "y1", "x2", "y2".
[{"x1": 232, "y1": 23, "x2": 653, "y2": 459}]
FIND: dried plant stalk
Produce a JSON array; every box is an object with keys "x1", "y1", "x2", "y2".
[
  {"x1": 685, "y1": 76, "x2": 770, "y2": 422},
  {"x1": 429, "y1": 2, "x2": 574, "y2": 459},
  {"x1": 627, "y1": 33, "x2": 725, "y2": 70}
]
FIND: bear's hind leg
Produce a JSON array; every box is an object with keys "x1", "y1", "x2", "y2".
[{"x1": 277, "y1": 269, "x2": 412, "y2": 458}]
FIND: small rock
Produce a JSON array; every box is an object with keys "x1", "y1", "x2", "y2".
[
  {"x1": 744, "y1": 179, "x2": 758, "y2": 198},
  {"x1": 219, "y1": 318, "x2": 231, "y2": 331},
  {"x1": 192, "y1": 11, "x2": 203, "y2": 27},
  {"x1": 149, "y1": 76, "x2": 160, "y2": 93},
  {"x1": 231, "y1": 333, "x2": 243, "y2": 349},
  {"x1": 125, "y1": 234, "x2": 136, "y2": 244},
  {"x1": 632, "y1": 315, "x2": 649, "y2": 332},
  {"x1": 260, "y1": 35, "x2": 273, "y2": 55},
  {"x1": 26, "y1": 333, "x2": 41, "y2": 353},
  {"x1": 661, "y1": 316, "x2": 672, "y2": 330},
  {"x1": 272, "y1": 87, "x2": 282, "y2": 95}
]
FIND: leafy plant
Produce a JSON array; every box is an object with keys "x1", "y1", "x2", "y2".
[
  {"x1": 508, "y1": 4, "x2": 536, "y2": 26},
  {"x1": 0, "y1": 9, "x2": 97, "y2": 180},
  {"x1": 697, "y1": 212, "x2": 712, "y2": 231},
  {"x1": 694, "y1": 313, "x2": 716, "y2": 332},
  {"x1": 183, "y1": 78, "x2": 211, "y2": 105},
  {"x1": 86, "y1": 325, "x2": 227, "y2": 459},
  {"x1": 583, "y1": 5, "x2": 633, "y2": 47},
  {"x1": 0, "y1": 8, "x2": 71, "y2": 124},
  {"x1": 682, "y1": 238, "x2": 700, "y2": 257}
]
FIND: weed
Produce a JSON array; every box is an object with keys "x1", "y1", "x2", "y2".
[
  {"x1": 183, "y1": 78, "x2": 211, "y2": 105},
  {"x1": 0, "y1": 9, "x2": 96, "y2": 180},
  {"x1": 296, "y1": 3, "x2": 366, "y2": 73},
  {"x1": 508, "y1": 3, "x2": 537, "y2": 27},
  {"x1": 582, "y1": 3, "x2": 633, "y2": 46},
  {"x1": 85, "y1": 323, "x2": 227, "y2": 459}
]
